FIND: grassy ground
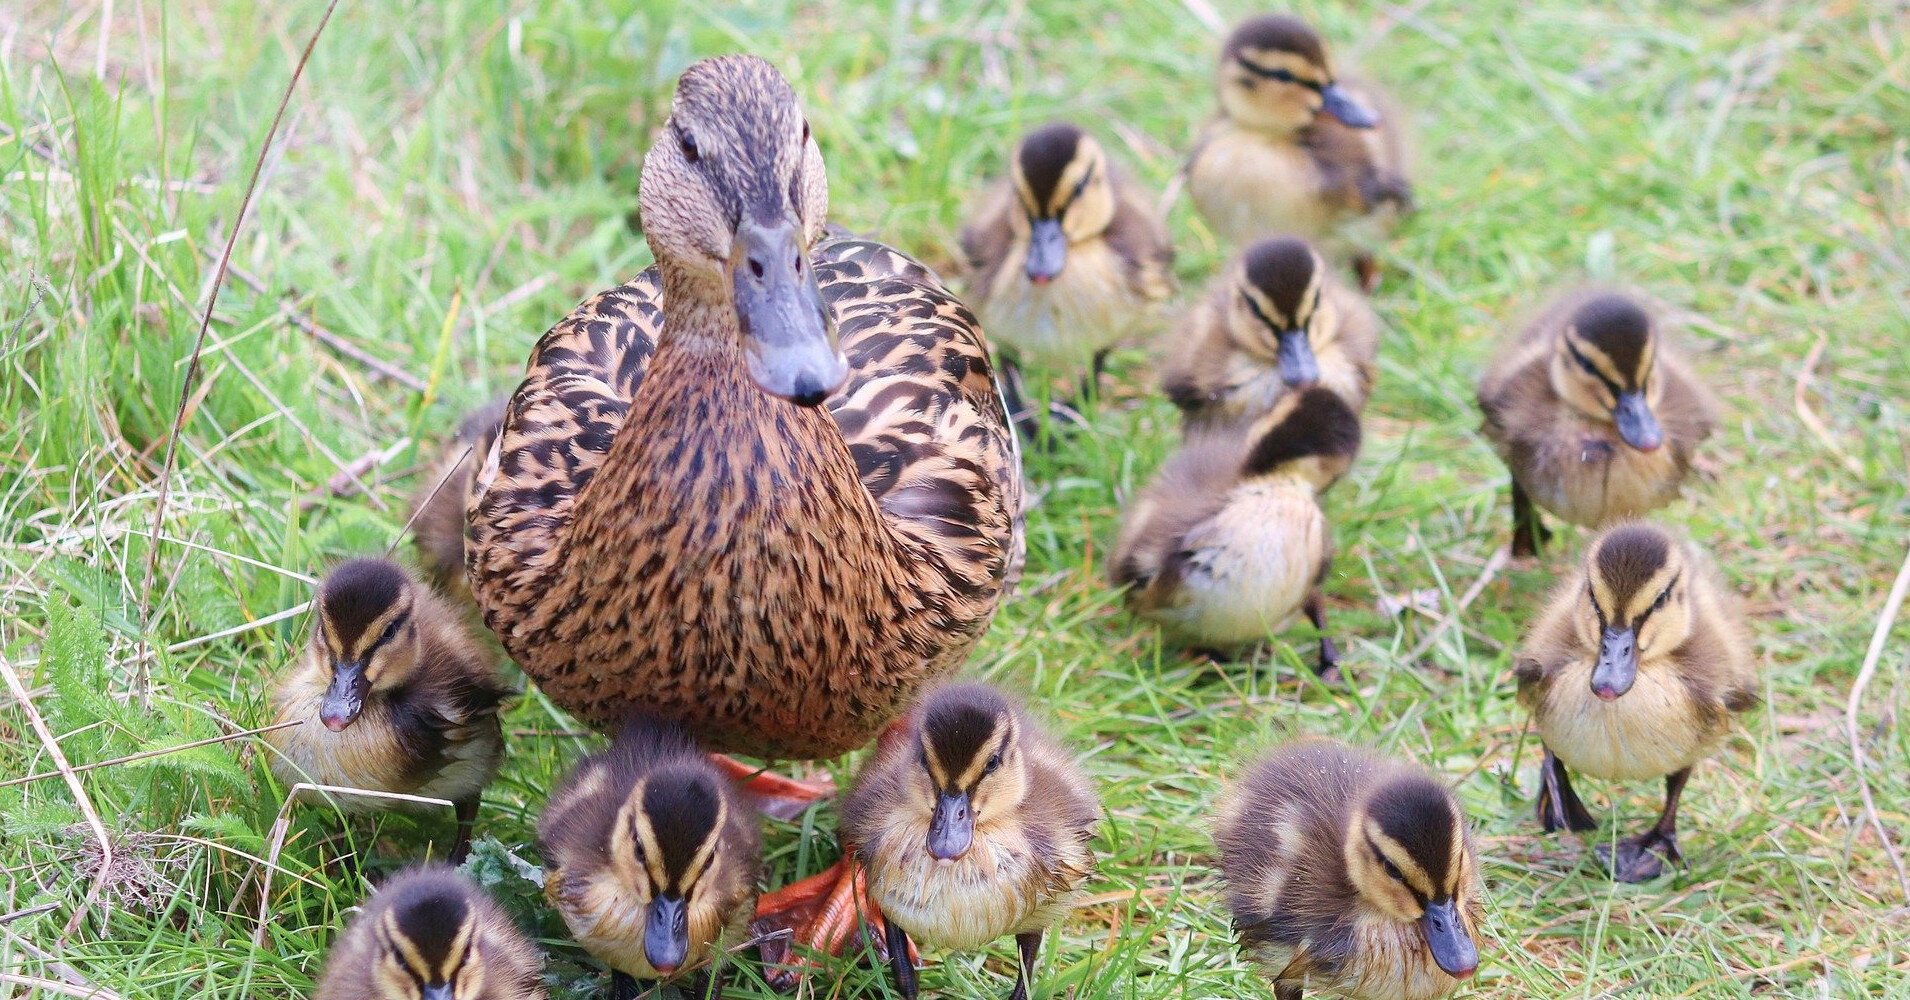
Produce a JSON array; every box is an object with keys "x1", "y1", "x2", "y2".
[{"x1": 3, "y1": 0, "x2": 1908, "y2": 997}]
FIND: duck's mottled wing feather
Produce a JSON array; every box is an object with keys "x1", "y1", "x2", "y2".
[{"x1": 817, "y1": 235, "x2": 1025, "y2": 597}]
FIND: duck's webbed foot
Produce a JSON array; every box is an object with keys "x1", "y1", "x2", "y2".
[
  {"x1": 1535, "y1": 747, "x2": 1599, "y2": 834},
  {"x1": 1597, "y1": 830, "x2": 1679, "y2": 883},
  {"x1": 709, "y1": 755, "x2": 835, "y2": 821},
  {"x1": 751, "y1": 857, "x2": 913, "y2": 991}
]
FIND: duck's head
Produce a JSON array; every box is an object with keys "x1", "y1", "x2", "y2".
[
  {"x1": 1240, "y1": 386, "x2": 1363, "y2": 490},
  {"x1": 1227, "y1": 236, "x2": 1335, "y2": 389},
  {"x1": 1344, "y1": 773, "x2": 1480, "y2": 981},
  {"x1": 363, "y1": 870, "x2": 516, "y2": 1000},
  {"x1": 606, "y1": 764, "x2": 737, "y2": 975},
  {"x1": 1548, "y1": 293, "x2": 1665, "y2": 452},
  {"x1": 1009, "y1": 123, "x2": 1114, "y2": 286},
  {"x1": 1577, "y1": 523, "x2": 1691, "y2": 702},
  {"x1": 312, "y1": 558, "x2": 421, "y2": 732},
  {"x1": 907, "y1": 684, "x2": 1027, "y2": 862},
  {"x1": 638, "y1": 55, "x2": 843, "y2": 406},
  {"x1": 1217, "y1": 15, "x2": 1379, "y2": 134}
]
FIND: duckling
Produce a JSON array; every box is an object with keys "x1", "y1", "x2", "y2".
[
  {"x1": 1162, "y1": 235, "x2": 1378, "y2": 428},
  {"x1": 961, "y1": 121, "x2": 1175, "y2": 433},
  {"x1": 841, "y1": 683, "x2": 1099, "y2": 1000},
  {"x1": 539, "y1": 717, "x2": 762, "y2": 1000},
  {"x1": 315, "y1": 866, "x2": 544, "y2": 1000},
  {"x1": 1515, "y1": 522, "x2": 1757, "y2": 882},
  {"x1": 1112, "y1": 387, "x2": 1361, "y2": 675},
  {"x1": 1186, "y1": 15, "x2": 1410, "y2": 291},
  {"x1": 1215, "y1": 740, "x2": 1482, "y2": 1000},
  {"x1": 1477, "y1": 290, "x2": 1717, "y2": 557},
  {"x1": 410, "y1": 397, "x2": 507, "y2": 603},
  {"x1": 267, "y1": 558, "x2": 510, "y2": 862}
]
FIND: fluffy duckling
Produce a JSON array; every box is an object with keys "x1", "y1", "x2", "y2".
[
  {"x1": 1112, "y1": 387, "x2": 1360, "y2": 674},
  {"x1": 1216, "y1": 740, "x2": 1482, "y2": 1000},
  {"x1": 1515, "y1": 523, "x2": 1757, "y2": 882},
  {"x1": 961, "y1": 122, "x2": 1175, "y2": 432},
  {"x1": 539, "y1": 718, "x2": 761, "y2": 1000},
  {"x1": 1162, "y1": 235, "x2": 1378, "y2": 428},
  {"x1": 1477, "y1": 290, "x2": 1717, "y2": 558},
  {"x1": 841, "y1": 683, "x2": 1100, "y2": 1000},
  {"x1": 410, "y1": 398, "x2": 507, "y2": 602},
  {"x1": 267, "y1": 558, "x2": 510, "y2": 862},
  {"x1": 314, "y1": 866, "x2": 544, "y2": 1000},
  {"x1": 1186, "y1": 15, "x2": 1410, "y2": 290}
]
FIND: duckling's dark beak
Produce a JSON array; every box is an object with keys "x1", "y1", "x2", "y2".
[
  {"x1": 926, "y1": 789, "x2": 974, "y2": 860},
  {"x1": 732, "y1": 214, "x2": 845, "y2": 407},
  {"x1": 1276, "y1": 329, "x2": 1321, "y2": 387},
  {"x1": 1319, "y1": 83, "x2": 1381, "y2": 129},
  {"x1": 1025, "y1": 218, "x2": 1067, "y2": 285},
  {"x1": 1420, "y1": 898, "x2": 1478, "y2": 979},
  {"x1": 643, "y1": 893, "x2": 689, "y2": 975},
  {"x1": 1592, "y1": 625, "x2": 1638, "y2": 701},
  {"x1": 320, "y1": 661, "x2": 370, "y2": 731},
  {"x1": 1612, "y1": 391, "x2": 1663, "y2": 452},
  {"x1": 421, "y1": 985, "x2": 455, "y2": 1000}
]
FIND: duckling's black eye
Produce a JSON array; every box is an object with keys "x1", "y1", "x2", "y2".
[
  {"x1": 679, "y1": 130, "x2": 700, "y2": 163},
  {"x1": 801, "y1": 119, "x2": 810, "y2": 144},
  {"x1": 1377, "y1": 852, "x2": 1405, "y2": 882},
  {"x1": 1268, "y1": 68, "x2": 1297, "y2": 83},
  {"x1": 983, "y1": 752, "x2": 1003, "y2": 776}
]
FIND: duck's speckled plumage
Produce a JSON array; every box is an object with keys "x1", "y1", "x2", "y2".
[{"x1": 466, "y1": 57, "x2": 1022, "y2": 760}]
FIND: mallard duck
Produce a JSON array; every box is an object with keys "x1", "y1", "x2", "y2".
[
  {"x1": 539, "y1": 717, "x2": 762, "y2": 999},
  {"x1": 841, "y1": 683, "x2": 1099, "y2": 1000},
  {"x1": 465, "y1": 55, "x2": 1022, "y2": 964},
  {"x1": 266, "y1": 557, "x2": 510, "y2": 862},
  {"x1": 1186, "y1": 15, "x2": 1410, "y2": 291},
  {"x1": 1514, "y1": 522, "x2": 1757, "y2": 882},
  {"x1": 960, "y1": 121, "x2": 1175, "y2": 432},
  {"x1": 1161, "y1": 235, "x2": 1377, "y2": 428},
  {"x1": 1215, "y1": 740, "x2": 1482, "y2": 1000},
  {"x1": 314, "y1": 866, "x2": 543, "y2": 1000},
  {"x1": 1111, "y1": 387, "x2": 1361, "y2": 675},
  {"x1": 410, "y1": 397, "x2": 507, "y2": 602},
  {"x1": 1477, "y1": 290, "x2": 1717, "y2": 558}
]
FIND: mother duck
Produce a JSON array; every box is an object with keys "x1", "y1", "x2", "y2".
[{"x1": 465, "y1": 55, "x2": 1023, "y2": 961}]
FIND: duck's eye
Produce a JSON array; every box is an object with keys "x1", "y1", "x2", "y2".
[
  {"x1": 801, "y1": 119, "x2": 811, "y2": 144},
  {"x1": 679, "y1": 130, "x2": 700, "y2": 163},
  {"x1": 983, "y1": 752, "x2": 1003, "y2": 776},
  {"x1": 918, "y1": 746, "x2": 932, "y2": 773},
  {"x1": 1378, "y1": 853, "x2": 1405, "y2": 882},
  {"x1": 1269, "y1": 68, "x2": 1297, "y2": 83}
]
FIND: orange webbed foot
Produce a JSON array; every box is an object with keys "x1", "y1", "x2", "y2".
[
  {"x1": 751, "y1": 858, "x2": 913, "y2": 990},
  {"x1": 710, "y1": 754, "x2": 836, "y2": 821}
]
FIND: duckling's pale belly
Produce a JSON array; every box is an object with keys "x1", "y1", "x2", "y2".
[
  {"x1": 1516, "y1": 432, "x2": 1684, "y2": 528},
  {"x1": 547, "y1": 867, "x2": 745, "y2": 979},
  {"x1": 978, "y1": 240, "x2": 1158, "y2": 370},
  {"x1": 267, "y1": 679, "x2": 497, "y2": 810},
  {"x1": 866, "y1": 820, "x2": 1084, "y2": 950},
  {"x1": 1138, "y1": 481, "x2": 1326, "y2": 649},
  {"x1": 1202, "y1": 348, "x2": 1370, "y2": 428},
  {"x1": 1538, "y1": 661, "x2": 1718, "y2": 781},
  {"x1": 1251, "y1": 911, "x2": 1469, "y2": 1000},
  {"x1": 1189, "y1": 130, "x2": 1337, "y2": 247}
]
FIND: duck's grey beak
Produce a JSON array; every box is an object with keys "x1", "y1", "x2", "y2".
[
  {"x1": 1612, "y1": 391, "x2": 1663, "y2": 452},
  {"x1": 926, "y1": 789, "x2": 974, "y2": 861},
  {"x1": 1277, "y1": 329, "x2": 1321, "y2": 387},
  {"x1": 320, "y1": 661, "x2": 369, "y2": 731},
  {"x1": 1591, "y1": 625, "x2": 1638, "y2": 701},
  {"x1": 1025, "y1": 217, "x2": 1067, "y2": 284},
  {"x1": 732, "y1": 214, "x2": 845, "y2": 407},
  {"x1": 421, "y1": 984, "x2": 455, "y2": 1000},
  {"x1": 644, "y1": 893, "x2": 689, "y2": 975},
  {"x1": 1420, "y1": 898, "x2": 1478, "y2": 979},
  {"x1": 1320, "y1": 83, "x2": 1381, "y2": 128}
]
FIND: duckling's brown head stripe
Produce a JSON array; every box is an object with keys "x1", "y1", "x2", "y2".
[
  {"x1": 1240, "y1": 237, "x2": 1320, "y2": 325},
  {"x1": 639, "y1": 766, "x2": 724, "y2": 887},
  {"x1": 1241, "y1": 388, "x2": 1362, "y2": 477},
  {"x1": 387, "y1": 883, "x2": 471, "y2": 973},
  {"x1": 1015, "y1": 123, "x2": 1086, "y2": 216},
  {"x1": 319, "y1": 558, "x2": 410, "y2": 650},
  {"x1": 1365, "y1": 774, "x2": 1461, "y2": 894},
  {"x1": 1568, "y1": 294, "x2": 1654, "y2": 387},
  {"x1": 1591, "y1": 524, "x2": 1676, "y2": 616},
  {"x1": 1224, "y1": 15, "x2": 1327, "y2": 66},
  {"x1": 920, "y1": 683, "x2": 1012, "y2": 781}
]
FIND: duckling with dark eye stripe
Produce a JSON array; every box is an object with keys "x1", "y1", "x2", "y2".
[
  {"x1": 842, "y1": 683, "x2": 1100, "y2": 1000},
  {"x1": 1515, "y1": 523, "x2": 1757, "y2": 882},
  {"x1": 539, "y1": 717, "x2": 761, "y2": 1000},
  {"x1": 315, "y1": 866, "x2": 544, "y2": 1000},
  {"x1": 1478, "y1": 290, "x2": 1717, "y2": 557},
  {"x1": 266, "y1": 558, "x2": 510, "y2": 862},
  {"x1": 1216, "y1": 740, "x2": 1483, "y2": 1000},
  {"x1": 1163, "y1": 235, "x2": 1377, "y2": 429}
]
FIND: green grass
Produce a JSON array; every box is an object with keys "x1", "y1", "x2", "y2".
[{"x1": 3, "y1": 0, "x2": 1908, "y2": 997}]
